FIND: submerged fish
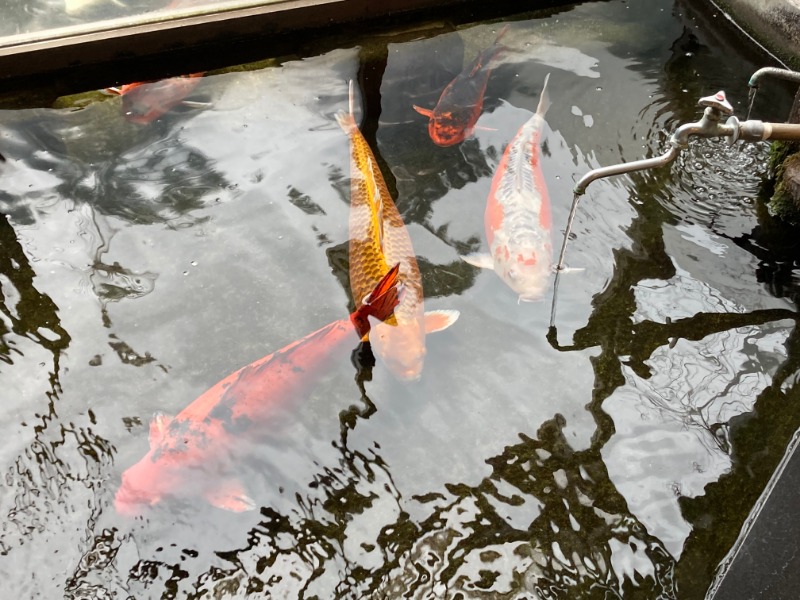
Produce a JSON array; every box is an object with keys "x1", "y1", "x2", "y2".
[
  {"x1": 115, "y1": 265, "x2": 402, "y2": 515},
  {"x1": 462, "y1": 73, "x2": 553, "y2": 302},
  {"x1": 106, "y1": 73, "x2": 205, "y2": 124},
  {"x1": 336, "y1": 82, "x2": 459, "y2": 381},
  {"x1": 413, "y1": 25, "x2": 509, "y2": 146}
]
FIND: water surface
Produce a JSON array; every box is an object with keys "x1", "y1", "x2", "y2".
[{"x1": 1, "y1": 1, "x2": 799, "y2": 598}]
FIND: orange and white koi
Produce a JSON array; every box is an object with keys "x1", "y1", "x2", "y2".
[
  {"x1": 114, "y1": 265, "x2": 402, "y2": 515},
  {"x1": 336, "y1": 82, "x2": 459, "y2": 380},
  {"x1": 462, "y1": 74, "x2": 553, "y2": 302},
  {"x1": 105, "y1": 73, "x2": 205, "y2": 124},
  {"x1": 413, "y1": 25, "x2": 508, "y2": 146}
]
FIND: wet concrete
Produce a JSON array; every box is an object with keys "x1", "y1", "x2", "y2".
[
  {"x1": 716, "y1": 0, "x2": 800, "y2": 66},
  {"x1": 711, "y1": 428, "x2": 800, "y2": 600}
]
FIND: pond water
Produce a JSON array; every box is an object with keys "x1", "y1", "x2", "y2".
[{"x1": 2, "y1": 0, "x2": 800, "y2": 598}]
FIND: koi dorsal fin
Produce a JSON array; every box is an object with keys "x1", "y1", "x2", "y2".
[
  {"x1": 149, "y1": 412, "x2": 173, "y2": 447},
  {"x1": 348, "y1": 78, "x2": 355, "y2": 118},
  {"x1": 363, "y1": 155, "x2": 386, "y2": 253},
  {"x1": 536, "y1": 73, "x2": 552, "y2": 117}
]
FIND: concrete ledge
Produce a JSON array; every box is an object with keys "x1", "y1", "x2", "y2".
[
  {"x1": 0, "y1": 0, "x2": 459, "y2": 81},
  {"x1": 0, "y1": 0, "x2": 571, "y2": 86},
  {"x1": 712, "y1": 0, "x2": 800, "y2": 66}
]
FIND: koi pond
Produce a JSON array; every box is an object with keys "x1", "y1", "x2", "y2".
[{"x1": 2, "y1": 0, "x2": 799, "y2": 597}]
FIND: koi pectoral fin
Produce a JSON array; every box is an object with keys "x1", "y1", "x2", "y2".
[
  {"x1": 180, "y1": 100, "x2": 213, "y2": 109},
  {"x1": 461, "y1": 253, "x2": 495, "y2": 270},
  {"x1": 149, "y1": 412, "x2": 174, "y2": 447},
  {"x1": 424, "y1": 310, "x2": 460, "y2": 334},
  {"x1": 206, "y1": 480, "x2": 256, "y2": 512},
  {"x1": 413, "y1": 105, "x2": 434, "y2": 118},
  {"x1": 551, "y1": 264, "x2": 585, "y2": 274}
]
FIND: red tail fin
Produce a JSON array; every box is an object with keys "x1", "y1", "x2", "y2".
[{"x1": 350, "y1": 263, "x2": 402, "y2": 339}]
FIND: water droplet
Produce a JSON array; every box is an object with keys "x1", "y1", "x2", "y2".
[
  {"x1": 183, "y1": 271, "x2": 189, "y2": 276},
  {"x1": 277, "y1": 235, "x2": 284, "y2": 240},
  {"x1": 595, "y1": 87, "x2": 602, "y2": 92},
  {"x1": 190, "y1": 261, "x2": 197, "y2": 266}
]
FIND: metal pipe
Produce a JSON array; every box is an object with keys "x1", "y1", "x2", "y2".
[
  {"x1": 574, "y1": 112, "x2": 800, "y2": 196},
  {"x1": 746, "y1": 67, "x2": 800, "y2": 119},
  {"x1": 748, "y1": 67, "x2": 800, "y2": 88},
  {"x1": 739, "y1": 121, "x2": 800, "y2": 141},
  {"x1": 573, "y1": 146, "x2": 680, "y2": 196},
  {"x1": 554, "y1": 84, "x2": 800, "y2": 333},
  {"x1": 574, "y1": 91, "x2": 738, "y2": 196}
]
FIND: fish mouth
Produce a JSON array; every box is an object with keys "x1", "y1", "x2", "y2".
[
  {"x1": 388, "y1": 364, "x2": 423, "y2": 382},
  {"x1": 518, "y1": 293, "x2": 546, "y2": 303},
  {"x1": 399, "y1": 370, "x2": 423, "y2": 382},
  {"x1": 114, "y1": 485, "x2": 159, "y2": 516}
]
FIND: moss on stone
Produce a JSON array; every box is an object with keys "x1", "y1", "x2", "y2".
[{"x1": 768, "y1": 144, "x2": 800, "y2": 224}]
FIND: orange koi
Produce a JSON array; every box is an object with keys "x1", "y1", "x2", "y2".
[
  {"x1": 115, "y1": 265, "x2": 402, "y2": 515},
  {"x1": 336, "y1": 82, "x2": 459, "y2": 381},
  {"x1": 462, "y1": 74, "x2": 553, "y2": 302},
  {"x1": 413, "y1": 25, "x2": 509, "y2": 146},
  {"x1": 105, "y1": 73, "x2": 205, "y2": 124}
]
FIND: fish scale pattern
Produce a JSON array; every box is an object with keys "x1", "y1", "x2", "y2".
[{"x1": 337, "y1": 112, "x2": 423, "y2": 327}]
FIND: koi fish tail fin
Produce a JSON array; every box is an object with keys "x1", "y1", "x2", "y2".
[
  {"x1": 351, "y1": 263, "x2": 402, "y2": 339},
  {"x1": 335, "y1": 110, "x2": 358, "y2": 135},
  {"x1": 536, "y1": 73, "x2": 552, "y2": 117},
  {"x1": 471, "y1": 23, "x2": 511, "y2": 75},
  {"x1": 335, "y1": 79, "x2": 359, "y2": 134},
  {"x1": 494, "y1": 23, "x2": 511, "y2": 45},
  {"x1": 490, "y1": 23, "x2": 512, "y2": 60}
]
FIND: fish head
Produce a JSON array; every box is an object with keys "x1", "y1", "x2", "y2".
[
  {"x1": 114, "y1": 452, "x2": 179, "y2": 516},
  {"x1": 120, "y1": 89, "x2": 162, "y2": 124},
  {"x1": 371, "y1": 320, "x2": 426, "y2": 381},
  {"x1": 428, "y1": 111, "x2": 469, "y2": 147},
  {"x1": 494, "y1": 242, "x2": 553, "y2": 302},
  {"x1": 119, "y1": 78, "x2": 182, "y2": 124}
]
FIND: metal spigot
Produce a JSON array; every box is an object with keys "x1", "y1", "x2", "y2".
[
  {"x1": 557, "y1": 87, "x2": 800, "y2": 281},
  {"x1": 746, "y1": 67, "x2": 800, "y2": 119},
  {"x1": 669, "y1": 91, "x2": 736, "y2": 149},
  {"x1": 698, "y1": 91, "x2": 733, "y2": 115},
  {"x1": 552, "y1": 82, "x2": 800, "y2": 330},
  {"x1": 572, "y1": 91, "x2": 736, "y2": 197},
  {"x1": 572, "y1": 89, "x2": 800, "y2": 197}
]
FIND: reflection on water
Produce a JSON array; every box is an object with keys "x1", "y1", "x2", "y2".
[
  {"x1": 1, "y1": 0, "x2": 239, "y2": 38},
  {"x1": 1, "y1": 0, "x2": 800, "y2": 598}
]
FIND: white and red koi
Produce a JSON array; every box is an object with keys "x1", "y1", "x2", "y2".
[
  {"x1": 115, "y1": 265, "x2": 402, "y2": 515},
  {"x1": 462, "y1": 73, "x2": 553, "y2": 302},
  {"x1": 336, "y1": 82, "x2": 459, "y2": 381}
]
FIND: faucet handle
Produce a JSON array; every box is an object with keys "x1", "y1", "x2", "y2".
[{"x1": 699, "y1": 91, "x2": 734, "y2": 115}]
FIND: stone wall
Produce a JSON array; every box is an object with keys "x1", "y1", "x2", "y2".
[
  {"x1": 715, "y1": 0, "x2": 800, "y2": 67},
  {"x1": 714, "y1": 1, "x2": 800, "y2": 220}
]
